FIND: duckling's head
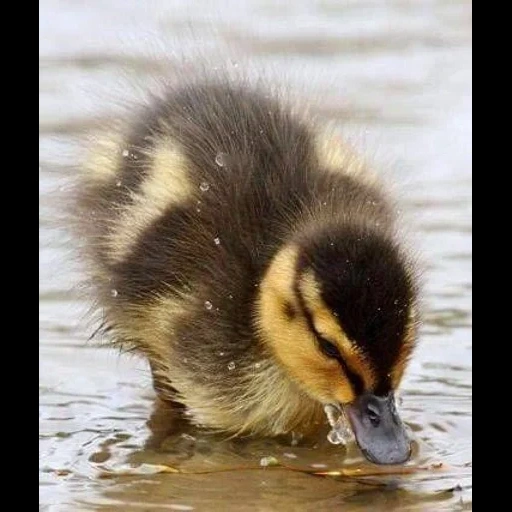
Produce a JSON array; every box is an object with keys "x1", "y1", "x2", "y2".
[{"x1": 256, "y1": 223, "x2": 419, "y2": 464}]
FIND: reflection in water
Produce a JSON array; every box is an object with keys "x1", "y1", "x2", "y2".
[{"x1": 40, "y1": 0, "x2": 471, "y2": 510}]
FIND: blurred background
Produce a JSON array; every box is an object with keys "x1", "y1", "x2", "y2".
[{"x1": 40, "y1": 1, "x2": 472, "y2": 510}]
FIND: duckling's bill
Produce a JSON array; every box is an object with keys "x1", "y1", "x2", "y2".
[{"x1": 332, "y1": 393, "x2": 411, "y2": 465}]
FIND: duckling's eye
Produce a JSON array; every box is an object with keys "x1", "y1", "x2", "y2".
[{"x1": 318, "y1": 337, "x2": 341, "y2": 359}]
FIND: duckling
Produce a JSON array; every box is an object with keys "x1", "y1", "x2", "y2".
[{"x1": 74, "y1": 76, "x2": 420, "y2": 465}]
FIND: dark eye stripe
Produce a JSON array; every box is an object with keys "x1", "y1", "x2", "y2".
[
  {"x1": 318, "y1": 337, "x2": 341, "y2": 359},
  {"x1": 293, "y1": 273, "x2": 365, "y2": 395},
  {"x1": 315, "y1": 332, "x2": 365, "y2": 395}
]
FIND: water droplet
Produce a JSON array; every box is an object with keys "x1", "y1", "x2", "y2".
[
  {"x1": 115, "y1": 181, "x2": 122, "y2": 187},
  {"x1": 213, "y1": 237, "x2": 221, "y2": 245},
  {"x1": 219, "y1": 352, "x2": 225, "y2": 356},
  {"x1": 324, "y1": 404, "x2": 338, "y2": 427},
  {"x1": 215, "y1": 153, "x2": 226, "y2": 167},
  {"x1": 291, "y1": 431, "x2": 303, "y2": 446},
  {"x1": 199, "y1": 182, "x2": 210, "y2": 192},
  {"x1": 330, "y1": 242, "x2": 334, "y2": 247},
  {"x1": 204, "y1": 301, "x2": 213, "y2": 310},
  {"x1": 111, "y1": 289, "x2": 118, "y2": 297},
  {"x1": 259, "y1": 456, "x2": 278, "y2": 467},
  {"x1": 327, "y1": 430, "x2": 345, "y2": 445},
  {"x1": 122, "y1": 149, "x2": 129, "y2": 158},
  {"x1": 227, "y1": 361, "x2": 236, "y2": 371},
  {"x1": 324, "y1": 404, "x2": 354, "y2": 446}
]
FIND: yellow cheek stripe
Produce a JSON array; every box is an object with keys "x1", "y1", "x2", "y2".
[
  {"x1": 256, "y1": 246, "x2": 356, "y2": 404},
  {"x1": 298, "y1": 271, "x2": 376, "y2": 391}
]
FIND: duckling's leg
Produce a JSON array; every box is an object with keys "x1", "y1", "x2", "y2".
[
  {"x1": 148, "y1": 360, "x2": 183, "y2": 407},
  {"x1": 145, "y1": 360, "x2": 192, "y2": 448},
  {"x1": 145, "y1": 397, "x2": 190, "y2": 449}
]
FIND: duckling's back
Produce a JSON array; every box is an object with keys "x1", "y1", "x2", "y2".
[{"x1": 79, "y1": 83, "x2": 384, "y2": 287}]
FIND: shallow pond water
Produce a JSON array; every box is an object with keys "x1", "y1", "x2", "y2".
[{"x1": 40, "y1": 1, "x2": 472, "y2": 510}]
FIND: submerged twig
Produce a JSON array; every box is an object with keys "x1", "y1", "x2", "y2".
[{"x1": 97, "y1": 460, "x2": 448, "y2": 481}]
